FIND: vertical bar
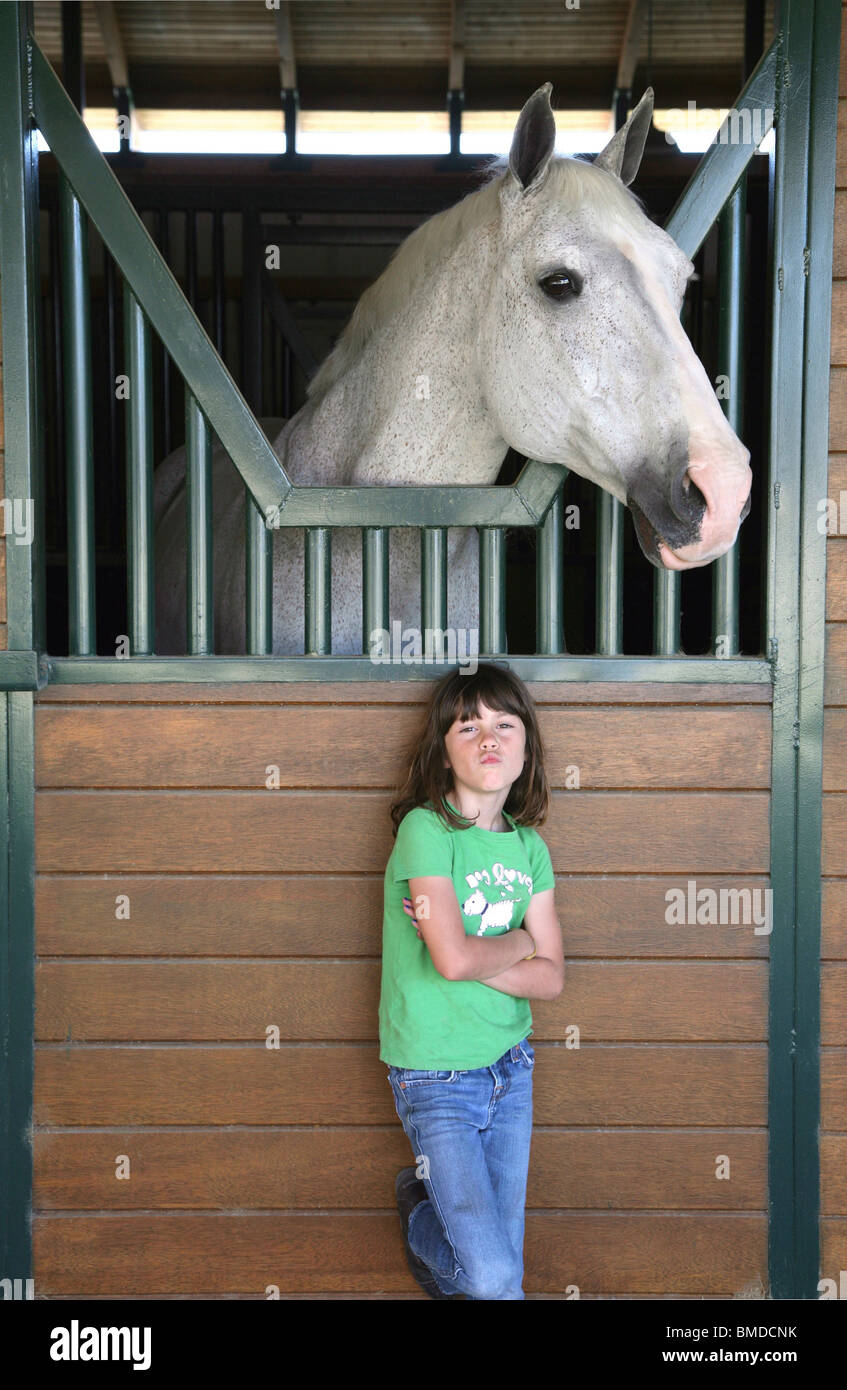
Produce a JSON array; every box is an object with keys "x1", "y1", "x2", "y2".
[
  {"x1": 59, "y1": 173, "x2": 96, "y2": 654},
  {"x1": 362, "y1": 526, "x2": 389, "y2": 655},
  {"x1": 479, "y1": 527, "x2": 506, "y2": 654},
  {"x1": 654, "y1": 570, "x2": 681, "y2": 656},
  {"x1": 213, "y1": 209, "x2": 225, "y2": 355},
  {"x1": 51, "y1": 204, "x2": 66, "y2": 540},
  {"x1": 242, "y1": 208, "x2": 270, "y2": 652},
  {"x1": 536, "y1": 492, "x2": 564, "y2": 654},
  {"x1": 712, "y1": 180, "x2": 745, "y2": 654},
  {"x1": 123, "y1": 285, "x2": 154, "y2": 654},
  {"x1": 595, "y1": 491, "x2": 623, "y2": 654},
  {"x1": 186, "y1": 209, "x2": 197, "y2": 308},
  {"x1": 185, "y1": 392, "x2": 214, "y2": 654},
  {"x1": 765, "y1": 0, "x2": 837, "y2": 1301},
  {"x1": 421, "y1": 527, "x2": 448, "y2": 658},
  {"x1": 283, "y1": 340, "x2": 292, "y2": 418},
  {"x1": 60, "y1": 0, "x2": 85, "y2": 111},
  {"x1": 791, "y1": 0, "x2": 838, "y2": 1303},
  {"x1": 105, "y1": 248, "x2": 119, "y2": 532},
  {"x1": 0, "y1": 0, "x2": 40, "y2": 1291},
  {"x1": 157, "y1": 210, "x2": 172, "y2": 454},
  {"x1": 305, "y1": 527, "x2": 331, "y2": 655}
]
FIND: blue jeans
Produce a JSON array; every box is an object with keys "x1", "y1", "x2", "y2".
[{"x1": 387, "y1": 1037, "x2": 534, "y2": 1300}]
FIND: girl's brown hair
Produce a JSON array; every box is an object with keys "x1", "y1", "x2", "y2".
[{"x1": 390, "y1": 663, "x2": 550, "y2": 836}]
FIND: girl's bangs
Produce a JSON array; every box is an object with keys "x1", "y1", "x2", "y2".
[{"x1": 442, "y1": 668, "x2": 530, "y2": 729}]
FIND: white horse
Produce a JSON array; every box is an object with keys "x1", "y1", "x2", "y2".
[{"x1": 154, "y1": 85, "x2": 752, "y2": 656}]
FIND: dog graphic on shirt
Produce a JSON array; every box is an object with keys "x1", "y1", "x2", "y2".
[{"x1": 461, "y1": 888, "x2": 516, "y2": 936}]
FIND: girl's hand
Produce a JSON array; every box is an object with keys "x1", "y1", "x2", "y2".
[{"x1": 402, "y1": 897, "x2": 423, "y2": 938}]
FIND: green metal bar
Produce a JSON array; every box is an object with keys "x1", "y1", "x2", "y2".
[
  {"x1": 652, "y1": 290, "x2": 696, "y2": 657},
  {"x1": 536, "y1": 491, "x2": 564, "y2": 654},
  {"x1": 421, "y1": 528, "x2": 448, "y2": 659},
  {"x1": 665, "y1": 35, "x2": 778, "y2": 258},
  {"x1": 792, "y1": 0, "x2": 839, "y2": 1303},
  {"x1": 479, "y1": 528, "x2": 507, "y2": 655},
  {"x1": 362, "y1": 527, "x2": 389, "y2": 656},
  {"x1": 596, "y1": 492, "x2": 623, "y2": 654},
  {"x1": 185, "y1": 392, "x2": 214, "y2": 655},
  {"x1": 712, "y1": 180, "x2": 746, "y2": 655},
  {"x1": 305, "y1": 527, "x2": 332, "y2": 655},
  {"x1": 261, "y1": 459, "x2": 568, "y2": 528},
  {"x1": 59, "y1": 173, "x2": 96, "y2": 654},
  {"x1": 246, "y1": 495, "x2": 273, "y2": 655},
  {"x1": 30, "y1": 38, "x2": 292, "y2": 522},
  {"x1": 43, "y1": 655, "x2": 774, "y2": 685},
  {"x1": 123, "y1": 285, "x2": 154, "y2": 655},
  {"x1": 0, "y1": 3, "x2": 39, "y2": 1291},
  {"x1": 654, "y1": 570, "x2": 681, "y2": 656}
]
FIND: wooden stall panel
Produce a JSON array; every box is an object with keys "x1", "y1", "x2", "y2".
[{"x1": 33, "y1": 685, "x2": 771, "y2": 1298}]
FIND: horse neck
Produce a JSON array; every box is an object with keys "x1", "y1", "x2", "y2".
[{"x1": 277, "y1": 232, "x2": 508, "y2": 487}]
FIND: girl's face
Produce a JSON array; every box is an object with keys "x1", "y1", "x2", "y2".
[{"x1": 443, "y1": 701, "x2": 528, "y2": 800}]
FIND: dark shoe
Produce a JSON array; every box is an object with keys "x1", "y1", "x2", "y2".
[{"x1": 395, "y1": 1167, "x2": 466, "y2": 1300}]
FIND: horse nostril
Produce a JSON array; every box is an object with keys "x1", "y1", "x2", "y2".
[
  {"x1": 674, "y1": 465, "x2": 707, "y2": 523},
  {"x1": 739, "y1": 489, "x2": 752, "y2": 522}
]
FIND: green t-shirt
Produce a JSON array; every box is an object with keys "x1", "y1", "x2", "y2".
[{"x1": 378, "y1": 799, "x2": 556, "y2": 1070}]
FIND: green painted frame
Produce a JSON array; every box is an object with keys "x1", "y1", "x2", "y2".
[{"x1": 0, "y1": 0, "x2": 840, "y2": 1300}]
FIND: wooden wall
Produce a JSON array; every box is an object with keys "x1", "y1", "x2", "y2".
[
  {"x1": 31, "y1": 679, "x2": 772, "y2": 1298},
  {"x1": 820, "y1": 0, "x2": 847, "y2": 1294}
]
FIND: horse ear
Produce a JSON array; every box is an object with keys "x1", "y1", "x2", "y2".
[
  {"x1": 508, "y1": 83, "x2": 556, "y2": 192},
  {"x1": 593, "y1": 88, "x2": 654, "y2": 186}
]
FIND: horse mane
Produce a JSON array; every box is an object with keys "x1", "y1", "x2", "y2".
[{"x1": 305, "y1": 153, "x2": 649, "y2": 403}]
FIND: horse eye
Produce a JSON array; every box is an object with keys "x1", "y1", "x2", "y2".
[{"x1": 539, "y1": 269, "x2": 582, "y2": 301}]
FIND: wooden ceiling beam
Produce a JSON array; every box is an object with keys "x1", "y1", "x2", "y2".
[
  {"x1": 616, "y1": 0, "x2": 650, "y2": 95},
  {"x1": 94, "y1": 0, "x2": 130, "y2": 93},
  {"x1": 274, "y1": 1, "x2": 297, "y2": 92},
  {"x1": 448, "y1": 0, "x2": 466, "y2": 92}
]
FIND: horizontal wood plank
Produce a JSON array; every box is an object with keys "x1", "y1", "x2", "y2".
[
  {"x1": 34, "y1": 790, "x2": 771, "y2": 873},
  {"x1": 34, "y1": 1044, "x2": 767, "y2": 1126},
  {"x1": 35, "y1": 872, "x2": 772, "y2": 957},
  {"x1": 34, "y1": 960, "x2": 768, "y2": 1041},
  {"x1": 32, "y1": 1129, "x2": 766, "y2": 1210},
  {"x1": 31, "y1": 1211, "x2": 767, "y2": 1295},
  {"x1": 34, "y1": 705, "x2": 771, "y2": 789},
  {"x1": 33, "y1": 682, "x2": 773, "y2": 705},
  {"x1": 823, "y1": 965, "x2": 847, "y2": 1045}
]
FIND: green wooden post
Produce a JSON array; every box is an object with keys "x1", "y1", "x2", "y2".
[
  {"x1": 765, "y1": 0, "x2": 839, "y2": 1299},
  {"x1": 0, "y1": 0, "x2": 40, "y2": 1293}
]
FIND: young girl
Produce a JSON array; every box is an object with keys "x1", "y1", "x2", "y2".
[{"x1": 378, "y1": 662, "x2": 564, "y2": 1301}]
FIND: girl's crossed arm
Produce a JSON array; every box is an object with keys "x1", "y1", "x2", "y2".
[{"x1": 403, "y1": 881, "x2": 564, "y2": 1000}]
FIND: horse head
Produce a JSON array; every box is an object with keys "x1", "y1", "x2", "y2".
[{"x1": 478, "y1": 84, "x2": 753, "y2": 570}]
